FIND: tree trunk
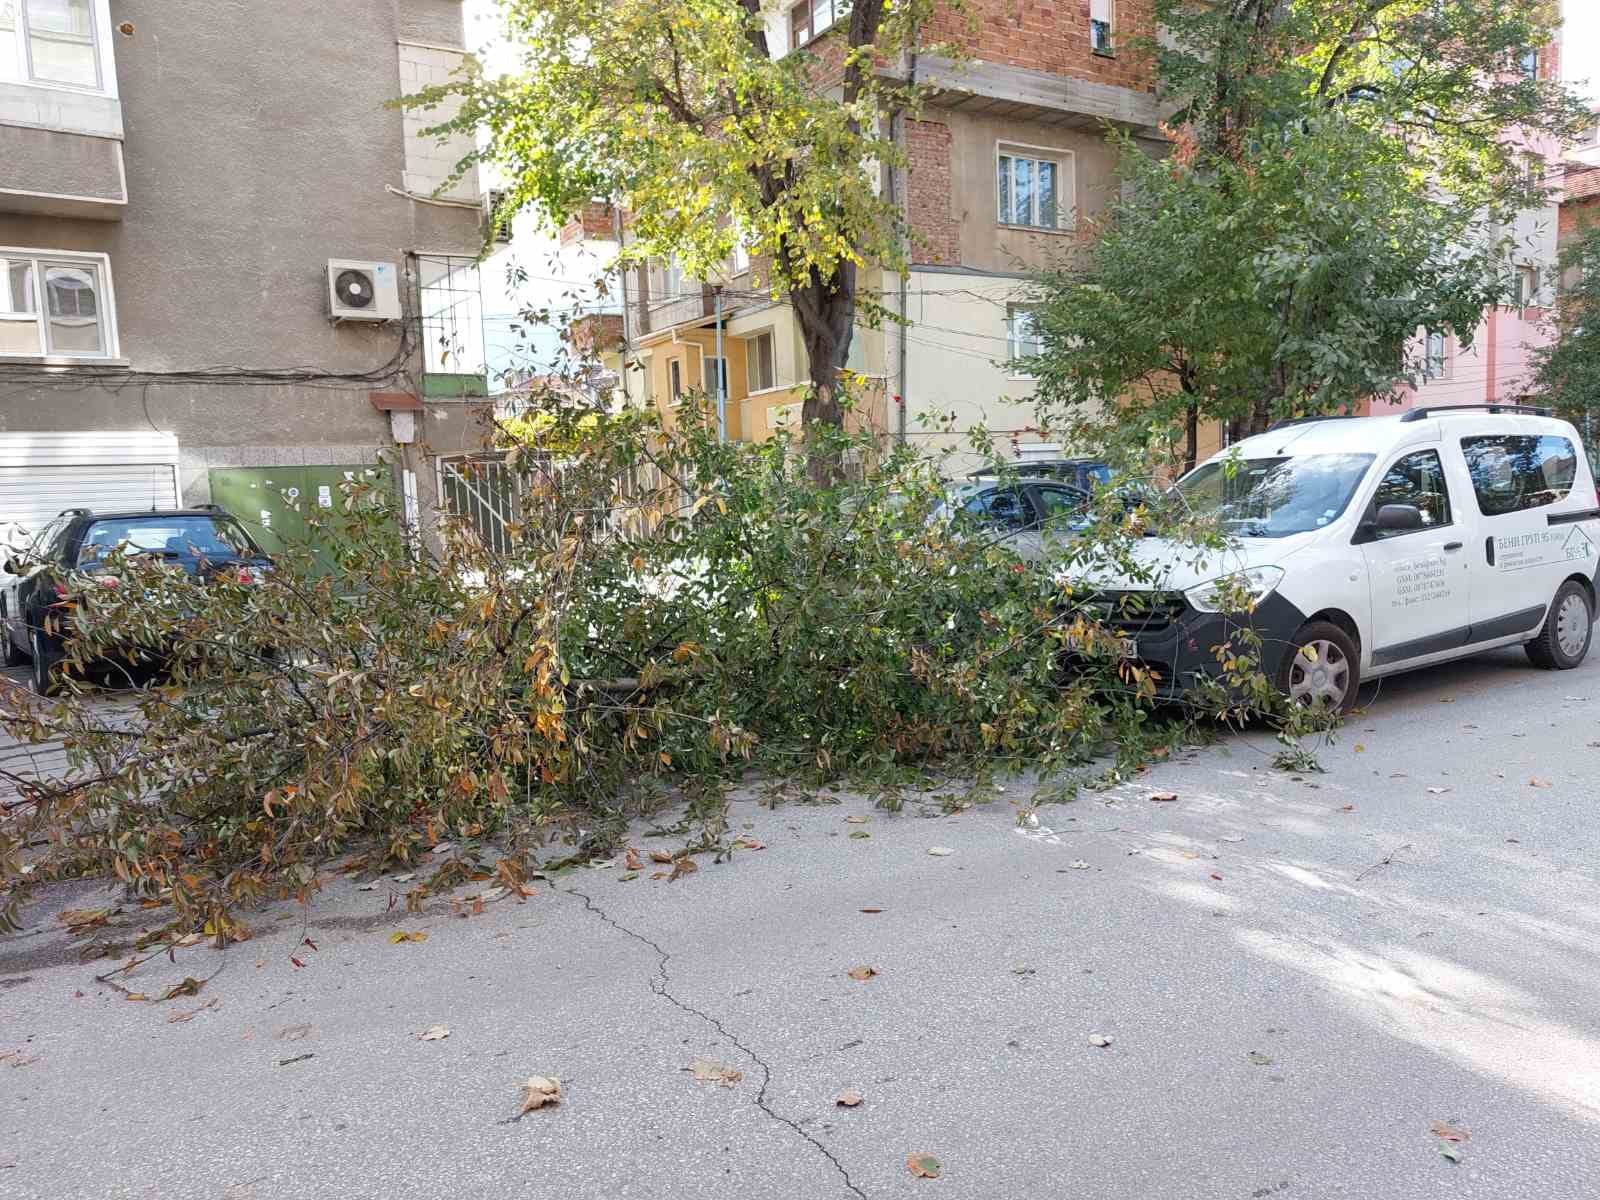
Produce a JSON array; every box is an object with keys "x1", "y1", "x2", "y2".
[
  {"x1": 790, "y1": 261, "x2": 857, "y2": 479},
  {"x1": 1182, "y1": 401, "x2": 1199, "y2": 474}
]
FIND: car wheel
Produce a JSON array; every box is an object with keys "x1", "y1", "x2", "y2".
[
  {"x1": 1525, "y1": 580, "x2": 1593, "y2": 670},
  {"x1": 29, "y1": 628, "x2": 60, "y2": 696},
  {"x1": 1276, "y1": 620, "x2": 1361, "y2": 714},
  {"x1": 2, "y1": 620, "x2": 25, "y2": 668}
]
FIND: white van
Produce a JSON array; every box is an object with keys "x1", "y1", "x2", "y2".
[{"x1": 1088, "y1": 407, "x2": 1600, "y2": 711}]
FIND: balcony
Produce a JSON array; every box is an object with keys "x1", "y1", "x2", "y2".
[{"x1": 0, "y1": 1, "x2": 127, "y2": 220}]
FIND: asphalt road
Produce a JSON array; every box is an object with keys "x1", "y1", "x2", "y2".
[{"x1": 2, "y1": 647, "x2": 1598, "y2": 1199}]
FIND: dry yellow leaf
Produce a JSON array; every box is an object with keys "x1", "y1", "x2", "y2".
[
  {"x1": 687, "y1": 1058, "x2": 743, "y2": 1087},
  {"x1": 518, "y1": 1075, "x2": 562, "y2": 1114}
]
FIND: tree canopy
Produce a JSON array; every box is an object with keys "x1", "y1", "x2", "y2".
[
  {"x1": 1528, "y1": 220, "x2": 1600, "y2": 432},
  {"x1": 1029, "y1": 0, "x2": 1587, "y2": 466},
  {"x1": 409, "y1": 0, "x2": 946, "y2": 432}
]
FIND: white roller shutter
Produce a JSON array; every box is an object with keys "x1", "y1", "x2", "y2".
[{"x1": 0, "y1": 432, "x2": 181, "y2": 555}]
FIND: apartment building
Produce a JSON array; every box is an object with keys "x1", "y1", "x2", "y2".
[
  {"x1": 564, "y1": 1, "x2": 1160, "y2": 470},
  {"x1": 1363, "y1": 42, "x2": 1565, "y2": 418},
  {"x1": 0, "y1": 0, "x2": 487, "y2": 554}
]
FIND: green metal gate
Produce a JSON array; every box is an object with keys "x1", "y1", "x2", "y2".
[{"x1": 208, "y1": 464, "x2": 393, "y2": 571}]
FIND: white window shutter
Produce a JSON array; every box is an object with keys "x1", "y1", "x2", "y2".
[{"x1": 1090, "y1": 0, "x2": 1111, "y2": 24}]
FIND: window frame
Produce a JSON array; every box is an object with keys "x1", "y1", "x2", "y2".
[
  {"x1": 668, "y1": 358, "x2": 684, "y2": 402},
  {"x1": 1422, "y1": 330, "x2": 1448, "y2": 380},
  {"x1": 744, "y1": 329, "x2": 777, "y2": 393},
  {"x1": 0, "y1": 0, "x2": 109, "y2": 93},
  {"x1": 788, "y1": 0, "x2": 848, "y2": 49},
  {"x1": 1459, "y1": 433, "x2": 1578, "y2": 517},
  {"x1": 1367, "y1": 448, "x2": 1454, "y2": 539},
  {"x1": 996, "y1": 142, "x2": 1075, "y2": 232},
  {"x1": 1515, "y1": 264, "x2": 1540, "y2": 309},
  {"x1": 0, "y1": 246, "x2": 117, "y2": 360},
  {"x1": 1006, "y1": 304, "x2": 1043, "y2": 373},
  {"x1": 1089, "y1": 0, "x2": 1114, "y2": 57}
]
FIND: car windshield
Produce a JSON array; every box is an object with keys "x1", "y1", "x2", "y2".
[
  {"x1": 1175, "y1": 453, "x2": 1374, "y2": 538},
  {"x1": 78, "y1": 516, "x2": 259, "y2": 565}
]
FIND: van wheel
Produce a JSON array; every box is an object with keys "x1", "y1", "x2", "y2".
[
  {"x1": 1277, "y1": 621, "x2": 1361, "y2": 714},
  {"x1": 1525, "y1": 581, "x2": 1593, "y2": 670}
]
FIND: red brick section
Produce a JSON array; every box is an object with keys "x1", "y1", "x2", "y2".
[
  {"x1": 906, "y1": 119, "x2": 960, "y2": 266},
  {"x1": 924, "y1": 0, "x2": 1155, "y2": 93},
  {"x1": 1560, "y1": 164, "x2": 1600, "y2": 242},
  {"x1": 559, "y1": 200, "x2": 617, "y2": 246},
  {"x1": 566, "y1": 312, "x2": 625, "y2": 353}
]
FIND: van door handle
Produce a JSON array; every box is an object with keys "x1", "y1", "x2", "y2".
[
  {"x1": 1443, "y1": 541, "x2": 1463, "y2": 552},
  {"x1": 1485, "y1": 536, "x2": 1496, "y2": 566}
]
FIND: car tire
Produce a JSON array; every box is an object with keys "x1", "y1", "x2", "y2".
[
  {"x1": 3, "y1": 621, "x2": 25, "y2": 668},
  {"x1": 1276, "y1": 620, "x2": 1361, "y2": 714},
  {"x1": 29, "y1": 627, "x2": 60, "y2": 696},
  {"x1": 1525, "y1": 580, "x2": 1593, "y2": 670}
]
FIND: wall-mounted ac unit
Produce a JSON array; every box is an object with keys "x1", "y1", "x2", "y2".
[{"x1": 327, "y1": 259, "x2": 402, "y2": 322}]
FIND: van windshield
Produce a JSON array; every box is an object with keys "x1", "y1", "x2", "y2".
[{"x1": 1176, "y1": 453, "x2": 1374, "y2": 538}]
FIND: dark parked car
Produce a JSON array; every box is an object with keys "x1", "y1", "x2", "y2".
[
  {"x1": 968, "y1": 457, "x2": 1116, "y2": 493},
  {"x1": 2, "y1": 507, "x2": 270, "y2": 694}
]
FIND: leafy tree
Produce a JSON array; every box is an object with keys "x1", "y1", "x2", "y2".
[
  {"x1": 1528, "y1": 221, "x2": 1600, "y2": 433},
  {"x1": 1155, "y1": 0, "x2": 1585, "y2": 206},
  {"x1": 1030, "y1": 122, "x2": 1506, "y2": 468},
  {"x1": 409, "y1": 0, "x2": 941, "y2": 436},
  {"x1": 1029, "y1": 0, "x2": 1587, "y2": 465}
]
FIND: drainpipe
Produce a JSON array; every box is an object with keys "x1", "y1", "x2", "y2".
[
  {"x1": 714, "y1": 286, "x2": 727, "y2": 442},
  {"x1": 891, "y1": 35, "x2": 919, "y2": 446},
  {"x1": 612, "y1": 202, "x2": 631, "y2": 408}
]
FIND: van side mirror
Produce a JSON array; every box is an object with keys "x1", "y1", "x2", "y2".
[
  {"x1": 2, "y1": 557, "x2": 19, "y2": 576},
  {"x1": 1375, "y1": 503, "x2": 1424, "y2": 532}
]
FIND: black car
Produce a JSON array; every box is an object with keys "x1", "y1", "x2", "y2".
[
  {"x1": 2, "y1": 506, "x2": 270, "y2": 694},
  {"x1": 968, "y1": 457, "x2": 1116, "y2": 493}
]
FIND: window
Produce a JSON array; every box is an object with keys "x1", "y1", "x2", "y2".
[
  {"x1": 1032, "y1": 484, "x2": 1089, "y2": 524},
  {"x1": 1422, "y1": 330, "x2": 1447, "y2": 380},
  {"x1": 789, "y1": 0, "x2": 847, "y2": 48},
  {"x1": 745, "y1": 330, "x2": 775, "y2": 392},
  {"x1": 703, "y1": 356, "x2": 727, "y2": 399},
  {"x1": 668, "y1": 358, "x2": 683, "y2": 401},
  {"x1": 0, "y1": 0, "x2": 101, "y2": 89},
  {"x1": 998, "y1": 146, "x2": 1070, "y2": 229},
  {"x1": 1176, "y1": 454, "x2": 1374, "y2": 538},
  {"x1": 1371, "y1": 449, "x2": 1452, "y2": 534},
  {"x1": 958, "y1": 487, "x2": 1031, "y2": 532},
  {"x1": 1090, "y1": 0, "x2": 1114, "y2": 56},
  {"x1": 78, "y1": 515, "x2": 258, "y2": 565},
  {"x1": 1460, "y1": 435, "x2": 1577, "y2": 516},
  {"x1": 732, "y1": 238, "x2": 749, "y2": 275},
  {"x1": 1515, "y1": 265, "x2": 1540, "y2": 307},
  {"x1": 1007, "y1": 305, "x2": 1042, "y2": 366},
  {"x1": 0, "y1": 249, "x2": 113, "y2": 358},
  {"x1": 1519, "y1": 48, "x2": 1538, "y2": 79}
]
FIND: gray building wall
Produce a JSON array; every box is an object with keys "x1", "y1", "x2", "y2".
[{"x1": 0, "y1": 0, "x2": 485, "y2": 508}]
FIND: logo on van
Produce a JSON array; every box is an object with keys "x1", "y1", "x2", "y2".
[{"x1": 1562, "y1": 526, "x2": 1594, "y2": 563}]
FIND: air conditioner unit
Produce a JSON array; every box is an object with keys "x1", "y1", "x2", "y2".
[{"x1": 326, "y1": 259, "x2": 402, "y2": 322}]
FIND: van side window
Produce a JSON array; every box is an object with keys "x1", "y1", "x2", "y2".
[
  {"x1": 960, "y1": 488, "x2": 1031, "y2": 531},
  {"x1": 1460, "y1": 435, "x2": 1577, "y2": 516},
  {"x1": 1373, "y1": 449, "x2": 1452, "y2": 535}
]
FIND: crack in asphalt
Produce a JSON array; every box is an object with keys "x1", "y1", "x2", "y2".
[{"x1": 562, "y1": 885, "x2": 867, "y2": 1199}]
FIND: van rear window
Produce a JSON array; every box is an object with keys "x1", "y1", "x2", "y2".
[{"x1": 1459, "y1": 435, "x2": 1577, "y2": 516}]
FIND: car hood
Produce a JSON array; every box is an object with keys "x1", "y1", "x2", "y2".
[{"x1": 1063, "y1": 531, "x2": 1322, "y2": 593}]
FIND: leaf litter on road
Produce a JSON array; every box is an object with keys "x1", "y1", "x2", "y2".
[
  {"x1": 835, "y1": 1088, "x2": 863, "y2": 1107},
  {"x1": 418, "y1": 1025, "x2": 450, "y2": 1041},
  {"x1": 388, "y1": 930, "x2": 429, "y2": 944},
  {"x1": 518, "y1": 1076, "x2": 563, "y2": 1114},
  {"x1": 686, "y1": 1058, "x2": 742, "y2": 1087},
  {"x1": 927, "y1": 846, "x2": 955, "y2": 857},
  {"x1": 846, "y1": 965, "x2": 878, "y2": 981},
  {"x1": 907, "y1": 1154, "x2": 942, "y2": 1179},
  {"x1": 1088, "y1": 1034, "x2": 1112, "y2": 1047}
]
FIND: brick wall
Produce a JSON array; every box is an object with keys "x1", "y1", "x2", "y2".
[
  {"x1": 1560, "y1": 165, "x2": 1600, "y2": 242},
  {"x1": 559, "y1": 200, "x2": 617, "y2": 245},
  {"x1": 924, "y1": 0, "x2": 1155, "y2": 93},
  {"x1": 906, "y1": 119, "x2": 960, "y2": 265}
]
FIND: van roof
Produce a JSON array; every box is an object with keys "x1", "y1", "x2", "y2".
[{"x1": 1221, "y1": 409, "x2": 1583, "y2": 463}]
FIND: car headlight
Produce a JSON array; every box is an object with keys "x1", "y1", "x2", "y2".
[{"x1": 1184, "y1": 566, "x2": 1285, "y2": 614}]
